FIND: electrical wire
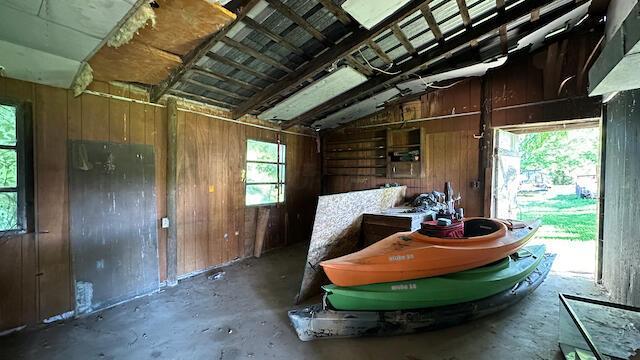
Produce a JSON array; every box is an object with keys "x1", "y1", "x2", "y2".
[
  {"x1": 412, "y1": 73, "x2": 465, "y2": 89},
  {"x1": 358, "y1": 49, "x2": 401, "y2": 75}
]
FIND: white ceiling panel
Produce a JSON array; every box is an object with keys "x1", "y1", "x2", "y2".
[
  {"x1": 259, "y1": 66, "x2": 368, "y2": 121},
  {"x1": 0, "y1": 4, "x2": 101, "y2": 61},
  {"x1": 0, "y1": 39, "x2": 81, "y2": 88},
  {"x1": 312, "y1": 88, "x2": 400, "y2": 129},
  {"x1": 0, "y1": 0, "x2": 42, "y2": 15},
  {"x1": 38, "y1": 0, "x2": 134, "y2": 38}
]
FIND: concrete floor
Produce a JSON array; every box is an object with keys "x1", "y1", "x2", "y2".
[{"x1": 0, "y1": 242, "x2": 607, "y2": 360}]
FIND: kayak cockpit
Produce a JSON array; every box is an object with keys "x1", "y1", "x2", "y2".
[{"x1": 413, "y1": 218, "x2": 508, "y2": 244}]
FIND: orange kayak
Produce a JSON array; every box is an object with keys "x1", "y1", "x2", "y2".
[{"x1": 320, "y1": 218, "x2": 541, "y2": 287}]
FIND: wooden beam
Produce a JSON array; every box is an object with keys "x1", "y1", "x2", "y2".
[
  {"x1": 266, "y1": 0, "x2": 328, "y2": 43},
  {"x1": 283, "y1": 0, "x2": 584, "y2": 128},
  {"x1": 367, "y1": 40, "x2": 393, "y2": 64},
  {"x1": 169, "y1": 89, "x2": 234, "y2": 108},
  {"x1": 499, "y1": 25, "x2": 508, "y2": 54},
  {"x1": 183, "y1": 78, "x2": 248, "y2": 100},
  {"x1": 392, "y1": 24, "x2": 417, "y2": 55},
  {"x1": 241, "y1": 16, "x2": 307, "y2": 57},
  {"x1": 190, "y1": 67, "x2": 263, "y2": 92},
  {"x1": 531, "y1": 8, "x2": 541, "y2": 22},
  {"x1": 205, "y1": 52, "x2": 279, "y2": 82},
  {"x1": 232, "y1": 0, "x2": 434, "y2": 118},
  {"x1": 420, "y1": 3, "x2": 443, "y2": 42},
  {"x1": 166, "y1": 97, "x2": 178, "y2": 286},
  {"x1": 220, "y1": 36, "x2": 294, "y2": 72},
  {"x1": 151, "y1": 0, "x2": 260, "y2": 102},
  {"x1": 317, "y1": 0, "x2": 352, "y2": 25},
  {"x1": 456, "y1": 0, "x2": 472, "y2": 27},
  {"x1": 345, "y1": 54, "x2": 373, "y2": 76}
]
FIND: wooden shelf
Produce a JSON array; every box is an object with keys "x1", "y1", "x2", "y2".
[
  {"x1": 327, "y1": 146, "x2": 385, "y2": 153},
  {"x1": 388, "y1": 144, "x2": 420, "y2": 149},
  {"x1": 326, "y1": 137, "x2": 386, "y2": 145},
  {"x1": 326, "y1": 165, "x2": 387, "y2": 169},
  {"x1": 326, "y1": 156, "x2": 385, "y2": 160}
]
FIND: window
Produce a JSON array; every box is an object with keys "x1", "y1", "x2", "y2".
[
  {"x1": 245, "y1": 139, "x2": 285, "y2": 206},
  {"x1": 0, "y1": 102, "x2": 30, "y2": 232}
]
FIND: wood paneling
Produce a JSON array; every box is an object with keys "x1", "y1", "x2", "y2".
[
  {"x1": 323, "y1": 79, "x2": 484, "y2": 217},
  {"x1": 175, "y1": 110, "x2": 320, "y2": 276},
  {"x1": 0, "y1": 78, "x2": 167, "y2": 331}
]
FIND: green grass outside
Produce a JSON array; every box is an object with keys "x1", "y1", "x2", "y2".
[{"x1": 517, "y1": 194, "x2": 597, "y2": 241}]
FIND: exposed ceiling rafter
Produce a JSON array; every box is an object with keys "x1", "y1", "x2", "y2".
[
  {"x1": 283, "y1": 0, "x2": 588, "y2": 129},
  {"x1": 231, "y1": 0, "x2": 436, "y2": 119},
  {"x1": 150, "y1": 0, "x2": 260, "y2": 102}
]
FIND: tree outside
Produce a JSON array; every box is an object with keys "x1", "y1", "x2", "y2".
[{"x1": 516, "y1": 127, "x2": 600, "y2": 274}]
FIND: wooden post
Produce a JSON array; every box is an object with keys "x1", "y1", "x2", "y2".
[
  {"x1": 166, "y1": 98, "x2": 178, "y2": 286},
  {"x1": 596, "y1": 104, "x2": 606, "y2": 283},
  {"x1": 254, "y1": 207, "x2": 270, "y2": 258},
  {"x1": 479, "y1": 77, "x2": 494, "y2": 217}
]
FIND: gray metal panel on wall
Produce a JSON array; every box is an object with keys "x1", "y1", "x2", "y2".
[{"x1": 69, "y1": 140, "x2": 159, "y2": 314}]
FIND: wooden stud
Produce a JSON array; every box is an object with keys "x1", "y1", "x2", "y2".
[
  {"x1": 392, "y1": 24, "x2": 417, "y2": 55},
  {"x1": 420, "y1": 3, "x2": 443, "y2": 42},
  {"x1": 367, "y1": 40, "x2": 393, "y2": 64},
  {"x1": 456, "y1": 0, "x2": 472, "y2": 27},
  {"x1": 345, "y1": 54, "x2": 373, "y2": 76},
  {"x1": 266, "y1": 0, "x2": 328, "y2": 43},
  {"x1": 169, "y1": 90, "x2": 235, "y2": 108},
  {"x1": 499, "y1": 25, "x2": 508, "y2": 54},
  {"x1": 220, "y1": 36, "x2": 294, "y2": 73},
  {"x1": 183, "y1": 78, "x2": 248, "y2": 101},
  {"x1": 241, "y1": 16, "x2": 308, "y2": 57},
  {"x1": 317, "y1": 0, "x2": 352, "y2": 25},
  {"x1": 205, "y1": 52, "x2": 279, "y2": 82},
  {"x1": 190, "y1": 67, "x2": 263, "y2": 92},
  {"x1": 166, "y1": 98, "x2": 178, "y2": 286},
  {"x1": 254, "y1": 206, "x2": 271, "y2": 258},
  {"x1": 531, "y1": 8, "x2": 541, "y2": 22}
]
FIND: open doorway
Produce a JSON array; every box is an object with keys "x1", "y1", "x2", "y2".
[{"x1": 492, "y1": 121, "x2": 601, "y2": 276}]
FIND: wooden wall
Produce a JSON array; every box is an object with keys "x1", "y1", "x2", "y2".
[
  {"x1": 0, "y1": 77, "x2": 320, "y2": 332},
  {"x1": 0, "y1": 78, "x2": 167, "y2": 331},
  {"x1": 322, "y1": 31, "x2": 603, "y2": 217},
  {"x1": 601, "y1": 88, "x2": 640, "y2": 306},
  {"x1": 175, "y1": 108, "x2": 320, "y2": 276},
  {"x1": 323, "y1": 79, "x2": 484, "y2": 216}
]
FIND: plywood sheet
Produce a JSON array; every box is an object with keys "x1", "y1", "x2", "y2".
[
  {"x1": 89, "y1": 39, "x2": 182, "y2": 85},
  {"x1": 297, "y1": 186, "x2": 406, "y2": 302},
  {"x1": 136, "y1": 0, "x2": 235, "y2": 56}
]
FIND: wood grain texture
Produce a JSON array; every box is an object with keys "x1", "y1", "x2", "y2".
[
  {"x1": 174, "y1": 109, "x2": 320, "y2": 276},
  {"x1": 0, "y1": 77, "x2": 168, "y2": 331}
]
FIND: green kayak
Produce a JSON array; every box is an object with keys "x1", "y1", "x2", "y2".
[{"x1": 323, "y1": 244, "x2": 546, "y2": 311}]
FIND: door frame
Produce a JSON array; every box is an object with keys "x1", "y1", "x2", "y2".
[{"x1": 488, "y1": 117, "x2": 603, "y2": 280}]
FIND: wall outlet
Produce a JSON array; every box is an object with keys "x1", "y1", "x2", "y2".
[{"x1": 161, "y1": 217, "x2": 170, "y2": 229}]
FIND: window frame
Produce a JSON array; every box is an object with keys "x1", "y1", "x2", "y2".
[
  {"x1": 0, "y1": 98, "x2": 33, "y2": 234},
  {"x1": 245, "y1": 139, "x2": 286, "y2": 207}
]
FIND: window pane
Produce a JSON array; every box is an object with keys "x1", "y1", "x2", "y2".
[
  {"x1": 0, "y1": 105, "x2": 17, "y2": 146},
  {"x1": 279, "y1": 144, "x2": 286, "y2": 163},
  {"x1": 247, "y1": 140, "x2": 278, "y2": 162},
  {"x1": 279, "y1": 164, "x2": 285, "y2": 183},
  {"x1": 246, "y1": 162, "x2": 277, "y2": 183},
  {"x1": 0, "y1": 149, "x2": 17, "y2": 187},
  {"x1": 278, "y1": 184, "x2": 285, "y2": 203},
  {"x1": 0, "y1": 192, "x2": 18, "y2": 230},
  {"x1": 246, "y1": 184, "x2": 278, "y2": 205}
]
